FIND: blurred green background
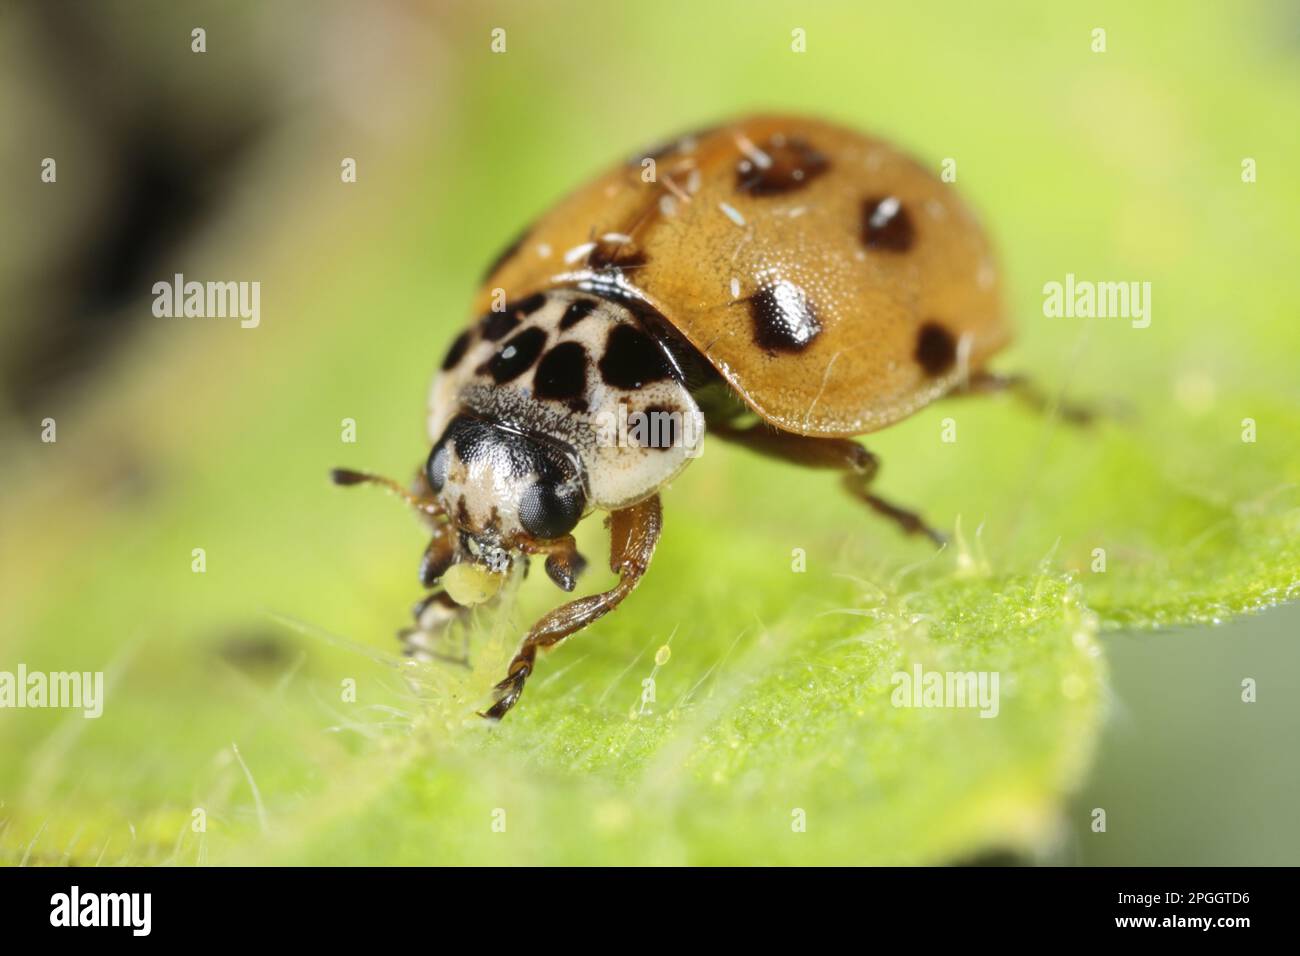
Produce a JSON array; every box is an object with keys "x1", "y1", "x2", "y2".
[{"x1": 1, "y1": 0, "x2": 1297, "y2": 865}]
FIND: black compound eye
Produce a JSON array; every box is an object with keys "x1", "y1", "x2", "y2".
[
  {"x1": 426, "y1": 442, "x2": 451, "y2": 493},
  {"x1": 517, "y1": 481, "x2": 585, "y2": 540}
]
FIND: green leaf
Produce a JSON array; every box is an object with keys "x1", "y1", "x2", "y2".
[
  {"x1": 2, "y1": 0, "x2": 1297, "y2": 866},
  {"x1": 210, "y1": 566, "x2": 1104, "y2": 866}
]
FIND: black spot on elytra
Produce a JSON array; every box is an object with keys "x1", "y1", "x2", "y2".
[
  {"x1": 748, "y1": 281, "x2": 821, "y2": 353},
  {"x1": 915, "y1": 322, "x2": 957, "y2": 375},
  {"x1": 599, "y1": 324, "x2": 674, "y2": 390},
  {"x1": 629, "y1": 125, "x2": 718, "y2": 166},
  {"x1": 483, "y1": 326, "x2": 547, "y2": 383},
  {"x1": 534, "y1": 342, "x2": 589, "y2": 407},
  {"x1": 862, "y1": 196, "x2": 914, "y2": 252},
  {"x1": 736, "y1": 136, "x2": 829, "y2": 196},
  {"x1": 440, "y1": 330, "x2": 473, "y2": 371},
  {"x1": 560, "y1": 299, "x2": 597, "y2": 330}
]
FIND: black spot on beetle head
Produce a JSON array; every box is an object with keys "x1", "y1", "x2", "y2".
[
  {"x1": 736, "y1": 135, "x2": 829, "y2": 196},
  {"x1": 862, "y1": 196, "x2": 914, "y2": 252},
  {"x1": 915, "y1": 322, "x2": 957, "y2": 375},
  {"x1": 748, "y1": 280, "x2": 821, "y2": 353},
  {"x1": 437, "y1": 415, "x2": 497, "y2": 470}
]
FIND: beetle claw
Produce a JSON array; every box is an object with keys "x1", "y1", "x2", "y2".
[{"x1": 480, "y1": 667, "x2": 529, "y2": 720}]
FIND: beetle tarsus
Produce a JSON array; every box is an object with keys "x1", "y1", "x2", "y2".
[{"x1": 842, "y1": 474, "x2": 948, "y2": 546}]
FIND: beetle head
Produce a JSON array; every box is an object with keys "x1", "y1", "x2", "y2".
[{"x1": 424, "y1": 412, "x2": 587, "y2": 594}]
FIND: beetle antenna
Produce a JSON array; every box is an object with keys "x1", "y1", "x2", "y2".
[{"x1": 330, "y1": 468, "x2": 444, "y2": 518}]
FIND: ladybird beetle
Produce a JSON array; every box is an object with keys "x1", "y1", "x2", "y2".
[{"x1": 334, "y1": 114, "x2": 1067, "y2": 719}]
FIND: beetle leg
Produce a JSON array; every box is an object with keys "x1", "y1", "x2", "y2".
[
  {"x1": 400, "y1": 591, "x2": 474, "y2": 668},
  {"x1": 948, "y1": 371, "x2": 1099, "y2": 426},
  {"x1": 710, "y1": 422, "x2": 946, "y2": 545},
  {"x1": 520, "y1": 534, "x2": 589, "y2": 592},
  {"x1": 397, "y1": 524, "x2": 473, "y2": 665},
  {"x1": 418, "y1": 528, "x2": 457, "y2": 588},
  {"x1": 481, "y1": 495, "x2": 662, "y2": 720}
]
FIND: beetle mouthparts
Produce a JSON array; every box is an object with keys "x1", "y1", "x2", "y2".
[{"x1": 442, "y1": 562, "x2": 506, "y2": 606}]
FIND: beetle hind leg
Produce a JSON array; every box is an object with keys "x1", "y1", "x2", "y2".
[
  {"x1": 840, "y1": 459, "x2": 947, "y2": 546},
  {"x1": 950, "y1": 371, "x2": 1101, "y2": 426},
  {"x1": 709, "y1": 421, "x2": 946, "y2": 546}
]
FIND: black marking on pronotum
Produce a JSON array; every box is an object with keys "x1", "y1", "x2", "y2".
[
  {"x1": 441, "y1": 330, "x2": 473, "y2": 371},
  {"x1": 567, "y1": 280, "x2": 699, "y2": 384},
  {"x1": 748, "y1": 280, "x2": 821, "y2": 353},
  {"x1": 482, "y1": 327, "x2": 547, "y2": 383},
  {"x1": 862, "y1": 196, "x2": 914, "y2": 252},
  {"x1": 480, "y1": 293, "x2": 548, "y2": 341},
  {"x1": 915, "y1": 322, "x2": 957, "y2": 375},
  {"x1": 598, "y1": 323, "x2": 675, "y2": 390},
  {"x1": 511, "y1": 292, "x2": 548, "y2": 316},
  {"x1": 638, "y1": 404, "x2": 680, "y2": 452},
  {"x1": 480, "y1": 311, "x2": 520, "y2": 341},
  {"x1": 736, "y1": 136, "x2": 829, "y2": 196},
  {"x1": 534, "y1": 342, "x2": 589, "y2": 409},
  {"x1": 559, "y1": 299, "x2": 597, "y2": 330}
]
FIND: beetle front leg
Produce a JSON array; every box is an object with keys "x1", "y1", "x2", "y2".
[
  {"x1": 401, "y1": 528, "x2": 470, "y2": 665},
  {"x1": 482, "y1": 495, "x2": 662, "y2": 720},
  {"x1": 401, "y1": 591, "x2": 474, "y2": 667},
  {"x1": 521, "y1": 534, "x2": 589, "y2": 592}
]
